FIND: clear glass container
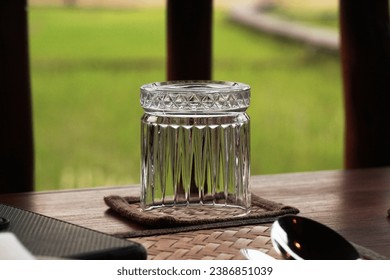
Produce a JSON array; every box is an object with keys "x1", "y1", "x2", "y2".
[{"x1": 140, "y1": 81, "x2": 251, "y2": 215}]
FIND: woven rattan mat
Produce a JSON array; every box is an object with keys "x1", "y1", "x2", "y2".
[
  {"x1": 104, "y1": 194, "x2": 387, "y2": 260},
  {"x1": 131, "y1": 223, "x2": 279, "y2": 260},
  {"x1": 130, "y1": 224, "x2": 387, "y2": 260}
]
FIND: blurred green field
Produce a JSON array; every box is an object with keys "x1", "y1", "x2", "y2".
[
  {"x1": 269, "y1": 5, "x2": 338, "y2": 29},
  {"x1": 29, "y1": 6, "x2": 343, "y2": 191}
]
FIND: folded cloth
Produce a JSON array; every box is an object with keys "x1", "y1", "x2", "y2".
[{"x1": 104, "y1": 193, "x2": 299, "y2": 232}]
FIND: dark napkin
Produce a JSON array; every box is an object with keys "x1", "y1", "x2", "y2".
[{"x1": 104, "y1": 193, "x2": 299, "y2": 234}]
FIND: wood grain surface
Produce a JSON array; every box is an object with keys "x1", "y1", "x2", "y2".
[{"x1": 1, "y1": 167, "x2": 390, "y2": 258}]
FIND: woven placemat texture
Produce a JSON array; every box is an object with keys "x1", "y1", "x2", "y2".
[
  {"x1": 104, "y1": 193, "x2": 299, "y2": 230},
  {"x1": 104, "y1": 194, "x2": 387, "y2": 260},
  {"x1": 131, "y1": 224, "x2": 279, "y2": 260},
  {"x1": 128, "y1": 224, "x2": 387, "y2": 260}
]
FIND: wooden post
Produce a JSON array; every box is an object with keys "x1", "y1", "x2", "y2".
[
  {"x1": 0, "y1": 0, "x2": 34, "y2": 193},
  {"x1": 167, "y1": 0, "x2": 212, "y2": 80},
  {"x1": 340, "y1": 0, "x2": 390, "y2": 168}
]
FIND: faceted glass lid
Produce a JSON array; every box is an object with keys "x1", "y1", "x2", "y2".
[{"x1": 140, "y1": 81, "x2": 250, "y2": 113}]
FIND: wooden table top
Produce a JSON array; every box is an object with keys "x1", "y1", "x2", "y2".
[{"x1": 1, "y1": 167, "x2": 390, "y2": 258}]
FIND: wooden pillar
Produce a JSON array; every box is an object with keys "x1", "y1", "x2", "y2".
[
  {"x1": 167, "y1": 0, "x2": 212, "y2": 80},
  {"x1": 340, "y1": 0, "x2": 390, "y2": 168},
  {"x1": 0, "y1": 0, "x2": 34, "y2": 193}
]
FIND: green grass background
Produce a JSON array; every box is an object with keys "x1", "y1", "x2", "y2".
[
  {"x1": 29, "y1": 7, "x2": 343, "y2": 191},
  {"x1": 269, "y1": 6, "x2": 338, "y2": 29}
]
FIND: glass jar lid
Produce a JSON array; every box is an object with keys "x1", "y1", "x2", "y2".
[{"x1": 140, "y1": 80, "x2": 250, "y2": 113}]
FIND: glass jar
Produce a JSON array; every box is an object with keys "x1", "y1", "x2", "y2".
[{"x1": 140, "y1": 81, "x2": 251, "y2": 215}]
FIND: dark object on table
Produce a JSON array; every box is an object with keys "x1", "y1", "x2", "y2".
[{"x1": 0, "y1": 204, "x2": 147, "y2": 260}]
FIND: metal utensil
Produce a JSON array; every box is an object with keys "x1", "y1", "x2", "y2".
[
  {"x1": 240, "y1": 248, "x2": 275, "y2": 260},
  {"x1": 271, "y1": 215, "x2": 361, "y2": 260}
]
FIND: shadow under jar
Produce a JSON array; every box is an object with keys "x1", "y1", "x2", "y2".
[{"x1": 140, "y1": 81, "x2": 251, "y2": 216}]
